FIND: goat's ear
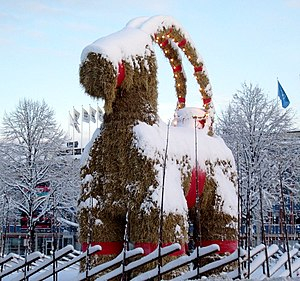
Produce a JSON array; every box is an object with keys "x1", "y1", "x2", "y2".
[
  {"x1": 80, "y1": 53, "x2": 118, "y2": 114},
  {"x1": 80, "y1": 53, "x2": 117, "y2": 98}
]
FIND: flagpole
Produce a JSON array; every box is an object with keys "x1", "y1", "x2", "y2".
[
  {"x1": 68, "y1": 110, "x2": 72, "y2": 140},
  {"x1": 68, "y1": 111, "x2": 73, "y2": 155},
  {"x1": 67, "y1": 111, "x2": 71, "y2": 139}
]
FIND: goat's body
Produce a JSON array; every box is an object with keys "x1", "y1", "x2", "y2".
[{"x1": 78, "y1": 16, "x2": 238, "y2": 278}]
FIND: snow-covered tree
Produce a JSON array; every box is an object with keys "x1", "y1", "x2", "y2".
[
  {"x1": 0, "y1": 99, "x2": 80, "y2": 253},
  {"x1": 216, "y1": 83, "x2": 296, "y2": 245},
  {"x1": 50, "y1": 157, "x2": 80, "y2": 229}
]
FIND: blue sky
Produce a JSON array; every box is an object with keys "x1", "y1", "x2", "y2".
[{"x1": 1, "y1": 0, "x2": 299, "y2": 141}]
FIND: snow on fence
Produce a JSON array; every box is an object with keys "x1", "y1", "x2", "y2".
[{"x1": 0, "y1": 243, "x2": 299, "y2": 280}]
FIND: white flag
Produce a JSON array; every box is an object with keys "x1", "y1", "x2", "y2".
[
  {"x1": 89, "y1": 106, "x2": 96, "y2": 123},
  {"x1": 97, "y1": 106, "x2": 103, "y2": 122},
  {"x1": 69, "y1": 112, "x2": 74, "y2": 126},
  {"x1": 69, "y1": 113, "x2": 80, "y2": 133},
  {"x1": 82, "y1": 107, "x2": 90, "y2": 123},
  {"x1": 73, "y1": 108, "x2": 80, "y2": 124}
]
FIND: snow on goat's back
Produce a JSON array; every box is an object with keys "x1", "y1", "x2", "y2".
[{"x1": 132, "y1": 109, "x2": 237, "y2": 218}]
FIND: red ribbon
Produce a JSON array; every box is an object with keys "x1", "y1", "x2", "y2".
[
  {"x1": 166, "y1": 27, "x2": 173, "y2": 35},
  {"x1": 178, "y1": 39, "x2": 187, "y2": 47},
  {"x1": 185, "y1": 168, "x2": 206, "y2": 209},
  {"x1": 134, "y1": 242, "x2": 186, "y2": 256},
  {"x1": 203, "y1": 97, "x2": 211, "y2": 104},
  {"x1": 199, "y1": 240, "x2": 238, "y2": 254},
  {"x1": 161, "y1": 39, "x2": 169, "y2": 47},
  {"x1": 178, "y1": 97, "x2": 185, "y2": 103},
  {"x1": 117, "y1": 62, "x2": 125, "y2": 88},
  {"x1": 198, "y1": 119, "x2": 206, "y2": 128},
  {"x1": 81, "y1": 241, "x2": 123, "y2": 255},
  {"x1": 194, "y1": 66, "x2": 203, "y2": 72},
  {"x1": 173, "y1": 65, "x2": 182, "y2": 72}
]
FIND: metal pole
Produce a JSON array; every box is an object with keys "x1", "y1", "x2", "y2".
[
  {"x1": 236, "y1": 143, "x2": 242, "y2": 278},
  {"x1": 122, "y1": 209, "x2": 129, "y2": 281},
  {"x1": 246, "y1": 159, "x2": 251, "y2": 278},
  {"x1": 259, "y1": 169, "x2": 270, "y2": 277},
  {"x1": 86, "y1": 191, "x2": 93, "y2": 281},
  {"x1": 1, "y1": 194, "x2": 9, "y2": 273},
  {"x1": 52, "y1": 192, "x2": 57, "y2": 281},
  {"x1": 193, "y1": 116, "x2": 201, "y2": 278},
  {"x1": 158, "y1": 120, "x2": 170, "y2": 281},
  {"x1": 278, "y1": 163, "x2": 292, "y2": 277},
  {"x1": 2, "y1": 195, "x2": 8, "y2": 257}
]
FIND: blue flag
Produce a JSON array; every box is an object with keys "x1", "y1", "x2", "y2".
[{"x1": 277, "y1": 80, "x2": 290, "y2": 108}]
